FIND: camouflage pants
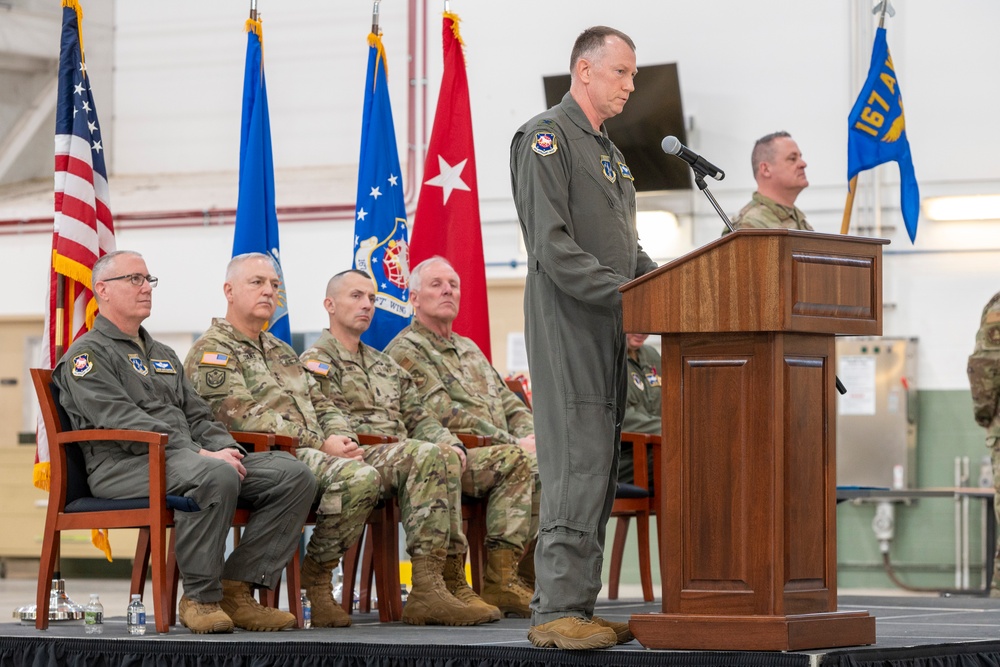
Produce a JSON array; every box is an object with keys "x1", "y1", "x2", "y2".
[
  {"x1": 990, "y1": 437, "x2": 1000, "y2": 595},
  {"x1": 460, "y1": 445, "x2": 535, "y2": 553},
  {"x1": 296, "y1": 448, "x2": 381, "y2": 564},
  {"x1": 363, "y1": 439, "x2": 457, "y2": 558}
]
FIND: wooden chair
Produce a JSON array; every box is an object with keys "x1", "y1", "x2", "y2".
[
  {"x1": 608, "y1": 431, "x2": 662, "y2": 602},
  {"x1": 350, "y1": 433, "x2": 492, "y2": 615},
  {"x1": 32, "y1": 367, "x2": 178, "y2": 634},
  {"x1": 33, "y1": 368, "x2": 299, "y2": 631},
  {"x1": 275, "y1": 433, "x2": 403, "y2": 624},
  {"x1": 505, "y1": 378, "x2": 532, "y2": 410}
]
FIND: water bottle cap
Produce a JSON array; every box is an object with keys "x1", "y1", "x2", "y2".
[{"x1": 131, "y1": 594, "x2": 141, "y2": 600}]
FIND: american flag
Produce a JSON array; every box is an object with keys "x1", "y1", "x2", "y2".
[{"x1": 36, "y1": 0, "x2": 116, "y2": 491}]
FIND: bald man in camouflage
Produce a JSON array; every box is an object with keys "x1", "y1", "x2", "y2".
[
  {"x1": 968, "y1": 290, "x2": 1000, "y2": 596},
  {"x1": 301, "y1": 270, "x2": 534, "y2": 626}
]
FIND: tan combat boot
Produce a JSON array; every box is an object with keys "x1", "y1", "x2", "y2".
[
  {"x1": 178, "y1": 595, "x2": 233, "y2": 634},
  {"x1": 442, "y1": 553, "x2": 501, "y2": 622},
  {"x1": 517, "y1": 539, "x2": 536, "y2": 590},
  {"x1": 220, "y1": 579, "x2": 296, "y2": 632},
  {"x1": 301, "y1": 555, "x2": 351, "y2": 628},
  {"x1": 528, "y1": 616, "x2": 617, "y2": 650},
  {"x1": 481, "y1": 548, "x2": 533, "y2": 618},
  {"x1": 592, "y1": 615, "x2": 635, "y2": 644},
  {"x1": 401, "y1": 548, "x2": 493, "y2": 626}
]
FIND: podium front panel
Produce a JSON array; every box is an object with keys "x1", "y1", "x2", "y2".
[{"x1": 661, "y1": 333, "x2": 836, "y2": 617}]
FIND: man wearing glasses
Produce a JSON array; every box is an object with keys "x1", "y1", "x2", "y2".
[{"x1": 53, "y1": 250, "x2": 316, "y2": 634}]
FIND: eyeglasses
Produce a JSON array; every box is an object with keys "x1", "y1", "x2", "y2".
[{"x1": 102, "y1": 273, "x2": 158, "y2": 288}]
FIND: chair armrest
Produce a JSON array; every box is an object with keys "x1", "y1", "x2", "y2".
[
  {"x1": 57, "y1": 429, "x2": 168, "y2": 446},
  {"x1": 358, "y1": 434, "x2": 398, "y2": 446},
  {"x1": 455, "y1": 433, "x2": 491, "y2": 449},
  {"x1": 229, "y1": 431, "x2": 275, "y2": 454},
  {"x1": 270, "y1": 434, "x2": 299, "y2": 456}
]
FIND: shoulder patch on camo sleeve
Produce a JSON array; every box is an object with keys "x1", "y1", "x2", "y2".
[{"x1": 304, "y1": 359, "x2": 331, "y2": 377}]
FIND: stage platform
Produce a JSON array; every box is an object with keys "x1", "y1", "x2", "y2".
[{"x1": 4, "y1": 593, "x2": 1000, "y2": 667}]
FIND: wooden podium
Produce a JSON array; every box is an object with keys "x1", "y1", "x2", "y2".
[{"x1": 620, "y1": 230, "x2": 885, "y2": 651}]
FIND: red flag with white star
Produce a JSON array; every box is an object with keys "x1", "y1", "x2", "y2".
[{"x1": 409, "y1": 12, "x2": 491, "y2": 359}]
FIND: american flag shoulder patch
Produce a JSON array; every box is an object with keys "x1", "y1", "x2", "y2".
[
  {"x1": 199, "y1": 352, "x2": 230, "y2": 366},
  {"x1": 304, "y1": 359, "x2": 331, "y2": 376}
]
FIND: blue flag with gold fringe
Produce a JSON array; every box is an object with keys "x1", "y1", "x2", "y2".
[
  {"x1": 233, "y1": 17, "x2": 291, "y2": 342},
  {"x1": 352, "y1": 32, "x2": 411, "y2": 350},
  {"x1": 847, "y1": 26, "x2": 920, "y2": 242}
]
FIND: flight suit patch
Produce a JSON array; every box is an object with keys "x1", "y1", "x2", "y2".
[
  {"x1": 150, "y1": 359, "x2": 176, "y2": 374},
  {"x1": 631, "y1": 372, "x2": 644, "y2": 390},
  {"x1": 618, "y1": 161, "x2": 634, "y2": 181},
  {"x1": 645, "y1": 370, "x2": 661, "y2": 388},
  {"x1": 71, "y1": 353, "x2": 93, "y2": 378},
  {"x1": 532, "y1": 132, "x2": 557, "y2": 156},
  {"x1": 601, "y1": 155, "x2": 616, "y2": 183},
  {"x1": 205, "y1": 369, "x2": 226, "y2": 389},
  {"x1": 128, "y1": 354, "x2": 148, "y2": 376}
]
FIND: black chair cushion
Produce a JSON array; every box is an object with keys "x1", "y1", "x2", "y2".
[
  {"x1": 615, "y1": 482, "x2": 650, "y2": 499},
  {"x1": 65, "y1": 495, "x2": 200, "y2": 513}
]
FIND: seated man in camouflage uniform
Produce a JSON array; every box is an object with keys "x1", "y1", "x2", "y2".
[
  {"x1": 967, "y1": 289, "x2": 1000, "y2": 596},
  {"x1": 385, "y1": 257, "x2": 538, "y2": 617},
  {"x1": 56, "y1": 250, "x2": 315, "y2": 634},
  {"x1": 726, "y1": 131, "x2": 813, "y2": 234},
  {"x1": 183, "y1": 253, "x2": 382, "y2": 628},
  {"x1": 301, "y1": 269, "x2": 535, "y2": 622}
]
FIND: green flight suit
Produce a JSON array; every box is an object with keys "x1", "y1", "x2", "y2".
[
  {"x1": 54, "y1": 315, "x2": 315, "y2": 602},
  {"x1": 620, "y1": 344, "x2": 662, "y2": 487},
  {"x1": 510, "y1": 91, "x2": 657, "y2": 624}
]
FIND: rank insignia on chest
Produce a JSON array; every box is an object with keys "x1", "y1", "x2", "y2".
[
  {"x1": 150, "y1": 359, "x2": 176, "y2": 374},
  {"x1": 205, "y1": 368, "x2": 226, "y2": 389},
  {"x1": 646, "y1": 372, "x2": 661, "y2": 388},
  {"x1": 199, "y1": 351, "x2": 230, "y2": 366},
  {"x1": 532, "y1": 132, "x2": 558, "y2": 156},
  {"x1": 601, "y1": 155, "x2": 616, "y2": 183},
  {"x1": 618, "y1": 161, "x2": 634, "y2": 181},
  {"x1": 128, "y1": 354, "x2": 149, "y2": 376},
  {"x1": 305, "y1": 359, "x2": 331, "y2": 376},
  {"x1": 71, "y1": 353, "x2": 93, "y2": 378},
  {"x1": 631, "y1": 372, "x2": 644, "y2": 390}
]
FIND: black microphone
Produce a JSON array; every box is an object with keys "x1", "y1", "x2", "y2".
[{"x1": 661, "y1": 136, "x2": 725, "y2": 181}]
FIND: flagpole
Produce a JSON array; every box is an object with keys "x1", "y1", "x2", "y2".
[
  {"x1": 841, "y1": 0, "x2": 893, "y2": 235},
  {"x1": 372, "y1": 0, "x2": 380, "y2": 34},
  {"x1": 249, "y1": 0, "x2": 257, "y2": 21}
]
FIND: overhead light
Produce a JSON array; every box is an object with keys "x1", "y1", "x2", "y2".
[
  {"x1": 923, "y1": 195, "x2": 1000, "y2": 222},
  {"x1": 636, "y1": 210, "x2": 680, "y2": 259}
]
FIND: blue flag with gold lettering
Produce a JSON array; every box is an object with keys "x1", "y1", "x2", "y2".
[
  {"x1": 848, "y1": 26, "x2": 919, "y2": 242},
  {"x1": 233, "y1": 17, "x2": 291, "y2": 342},
  {"x1": 353, "y1": 32, "x2": 411, "y2": 350}
]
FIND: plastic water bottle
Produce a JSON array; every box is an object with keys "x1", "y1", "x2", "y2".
[
  {"x1": 84, "y1": 594, "x2": 104, "y2": 635},
  {"x1": 126, "y1": 594, "x2": 146, "y2": 636},
  {"x1": 300, "y1": 589, "x2": 311, "y2": 629}
]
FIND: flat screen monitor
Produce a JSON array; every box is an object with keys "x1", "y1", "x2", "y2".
[{"x1": 542, "y1": 63, "x2": 690, "y2": 191}]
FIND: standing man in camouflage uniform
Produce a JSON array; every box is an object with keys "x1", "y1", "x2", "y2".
[
  {"x1": 301, "y1": 269, "x2": 529, "y2": 625},
  {"x1": 56, "y1": 250, "x2": 315, "y2": 634},
  {"x1": 510, "y1": 26, "x2": 657, "y2": 649},
  {"x1": 967, "y1": 290, "x2": 1000, "y2": 595},
  {"x1": 620, "y1": 333, "x2": 661, "y2": 488},
  {"x1": 183, "y1": 253, "x2": 381, "y2": 628},
  {"x1": 728, "y1": 131, "x2": 813, "y2": 233},
  {"x1": 386, "y1": 256, "x2": 538, "y2": 617}
]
